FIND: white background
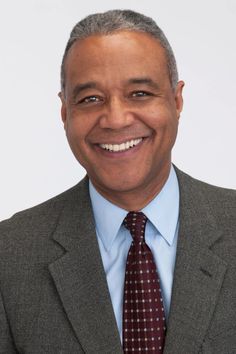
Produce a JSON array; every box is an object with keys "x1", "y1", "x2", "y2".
[{"x1": 0, "y1": 0, "x2": 235, "y2": 221}]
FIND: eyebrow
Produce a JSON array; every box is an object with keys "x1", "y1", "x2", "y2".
[
  {"x1": 127, "y1": 77, "x2": 160, "y2": 90},
  {"x1": 72, "y1": 82, "x2": 98, "y2": 99}
]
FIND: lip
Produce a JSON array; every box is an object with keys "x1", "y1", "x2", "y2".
[{"x1": 93, "y1": 137, "x2": 148, "y2": 158}]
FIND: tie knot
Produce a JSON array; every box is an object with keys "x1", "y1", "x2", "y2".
[{"x1": 124, "y1": 211, "x2": 147, "y2": 242}]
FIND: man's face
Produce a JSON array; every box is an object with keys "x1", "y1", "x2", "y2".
[{"x1": 60, "y1": 31, "x2": 184, "y2": 205}]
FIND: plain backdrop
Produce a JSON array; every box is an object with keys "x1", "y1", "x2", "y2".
[{"x1": 0, "y1": 0, "x2": 235, "y2": 221}]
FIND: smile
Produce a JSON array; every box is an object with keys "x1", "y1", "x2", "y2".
[{"x1": 99, "y1": 138, "x2": 143, "y2": 152}]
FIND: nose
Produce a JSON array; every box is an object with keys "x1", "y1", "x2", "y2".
[{"x1": 99, "y1": 97, "x2": 134, "y2": 130}]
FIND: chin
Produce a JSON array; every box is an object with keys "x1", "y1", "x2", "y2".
[{"x1": 93, "y1": 174, "x2": 147, "y2": 194}]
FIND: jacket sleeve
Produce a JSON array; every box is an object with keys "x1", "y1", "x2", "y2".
[{"x1": 0, "y1": 288, "x2": 18, "y2": 353}]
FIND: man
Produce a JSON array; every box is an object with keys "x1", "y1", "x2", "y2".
[{"x1": 0, "y1": 9, "x2": 235, "y2": 354}]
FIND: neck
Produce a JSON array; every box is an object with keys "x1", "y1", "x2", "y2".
[{"x1": 91, "y1": 164, "x2": 171, "y2": 211}]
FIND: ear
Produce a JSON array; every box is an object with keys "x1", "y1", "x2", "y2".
[
  {"x1": 174, "y1": 80, "x2": 185, "y2": 119},
  {"x1": 58, "y1": 91, "x2": 67, "y2": 128}
]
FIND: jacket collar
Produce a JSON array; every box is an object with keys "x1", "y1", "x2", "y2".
[{"x1": 49, "y1": 177, "x2": 123, "y2": 353}]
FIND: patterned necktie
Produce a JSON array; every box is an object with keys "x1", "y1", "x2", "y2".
[{"x1": 123, "y1": 211, "x2": 166, "y2": 354}]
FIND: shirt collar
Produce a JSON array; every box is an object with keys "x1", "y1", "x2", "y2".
[
  {"x1": 89, "y1": 182, "x2": 127, "y2": 252},
  {"x1": 89, "y1": 165, "x2": 179, "y2": 251}
]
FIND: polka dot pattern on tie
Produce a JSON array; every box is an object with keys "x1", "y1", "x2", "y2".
[{"x1": 123, "y1": 211, "x2": 166, "y2": 354}]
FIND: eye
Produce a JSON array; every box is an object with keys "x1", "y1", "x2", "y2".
[
  {"x1": 131, "y1": 91, "x2": 153, "y2": 98},
  {"x1": 78, "y1": 95, "x2": 103, "y2": 105}
]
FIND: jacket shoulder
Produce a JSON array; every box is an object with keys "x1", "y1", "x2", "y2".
[
  {"x1": 175, "y1": 167, "x2": 236, "y2": 225},
  {"x1": 0, "y1": 177, "x2": 89, "y2": 249},
  {"x1": 177, "y1": 168, "x2": 236, "y2": 198}
]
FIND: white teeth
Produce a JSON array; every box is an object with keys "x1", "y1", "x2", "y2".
[{"x1": 99, "y1": 138, "x2": 143, "y2": 152}]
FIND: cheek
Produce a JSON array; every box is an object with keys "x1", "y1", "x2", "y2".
[
  {"x1": 65, "y1": 119, "x2": 99, "y2": 168},
  {"x1": 65, "y1": 115, "x2": 89, "y2": 142},
  {"x1": 144, "y1": 108, "x2": 177, "y2": 132},
  {"x1": 65, "y1": 121, "x2": 85, "y2": 159}
]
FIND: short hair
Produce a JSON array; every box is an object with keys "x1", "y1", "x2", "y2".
[{"x1": 60, "y1": 9, "x2": 179, "y2": 92}]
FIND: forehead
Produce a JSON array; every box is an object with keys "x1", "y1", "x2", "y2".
[{"x1": 64, "y1": 31, "x2": 169, "y2": 88}]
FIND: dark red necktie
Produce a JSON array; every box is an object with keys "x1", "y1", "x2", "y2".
[{"x1": 123, "y1": 211, "x2": 166, "y2": 354}]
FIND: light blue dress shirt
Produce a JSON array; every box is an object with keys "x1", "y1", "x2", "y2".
[{"x1": 89, "y1": 165, "x2": 180, "y2": 340}]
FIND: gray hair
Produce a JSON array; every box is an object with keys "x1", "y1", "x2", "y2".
[{"x1": 60, "y1": 9, "x2": 179, "y2": 92}]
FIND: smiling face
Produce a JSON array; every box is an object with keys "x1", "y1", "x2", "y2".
[{"x1": 60, "y1": 31, "x2": 184, "y2": 209}]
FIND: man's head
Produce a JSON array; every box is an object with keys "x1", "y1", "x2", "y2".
[{"x1": 59, "y1": 10, "x2": 184, "y2": 210}]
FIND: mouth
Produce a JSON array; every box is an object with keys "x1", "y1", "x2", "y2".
[{"x1": 98, "y1": 138, "x2": 143, "y2": 153}]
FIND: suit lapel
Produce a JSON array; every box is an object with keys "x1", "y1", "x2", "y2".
[
  {"x1": 49, "y1": 178, "x2": 123, "y2": 353},
  {"x1": 164, "y1": 169, "x2": 227, "y2": 353}
]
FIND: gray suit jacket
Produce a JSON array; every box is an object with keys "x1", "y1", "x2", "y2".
[{"x1": 0, "y1": 168, "x2": 235, "y2": 354}]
